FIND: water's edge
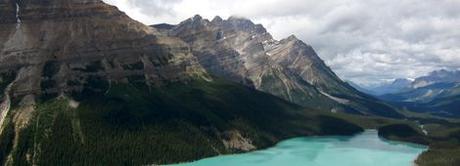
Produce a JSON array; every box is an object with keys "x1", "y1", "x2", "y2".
[{"x1": 166, "y1": 130, "x2": 427, "y2": 166}]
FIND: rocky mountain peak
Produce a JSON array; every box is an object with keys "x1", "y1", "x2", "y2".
[
  {"x1": 279, "y1": 35, "x2": 312, "y2": 51},
  {"x1": 163, "y1": 15, "x2": 403, "y2": 118},
  {"x1": 192, "y1": 14, "x2": 203, "y2": 21},
  {"x1": 225, "y1": 16, "x2": 259, "y2": 31},
  {"x1": 211, "y1": 16, "x2": 223, "y2": 24},
  {"x1": 286, "y1": 34, "x2": 299, "y2": 41}
]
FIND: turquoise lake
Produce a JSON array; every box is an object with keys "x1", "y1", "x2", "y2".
[{"x1": 174, "y1": 130, "x2": 427, "y2": 166}]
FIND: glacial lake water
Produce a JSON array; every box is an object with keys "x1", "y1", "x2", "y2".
[{"x1": 174, "y1": 130, "x2": 427, "y2": 166}]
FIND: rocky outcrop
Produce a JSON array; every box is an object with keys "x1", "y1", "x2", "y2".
[
  {"x1": 0, "y1": 0, "x2": 207, "y2": 103},
  {"x1": 0, "y1": 80, "x2": 14, "y2": 135},
  {"x1": 155, "y1": 16, "x2": 402, "y2": 117},
  {"x1": 0, "y1": 0, "x2": 211, "y2": 136},
  {"x1": 221, "y1": 130, "x2": 256, "y2": 152}
]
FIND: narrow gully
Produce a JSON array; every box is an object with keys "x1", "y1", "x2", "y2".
[{"x1": 15, "y1": 2, "x2": 21, "y2": 29}]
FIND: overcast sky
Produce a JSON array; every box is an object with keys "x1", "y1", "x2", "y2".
[{"x1": 103, "y1": 0, "x2": 460, "y2": 86}]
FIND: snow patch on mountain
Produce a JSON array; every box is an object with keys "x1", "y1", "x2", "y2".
[{"x1": 320, "y1": 91, "x2": 350, "y2": 105}]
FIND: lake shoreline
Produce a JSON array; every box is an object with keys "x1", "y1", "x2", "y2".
[{"x1": 168, "y1": 130, "x2": 427, "y2": 166}]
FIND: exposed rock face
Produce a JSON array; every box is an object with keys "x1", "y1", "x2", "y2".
[
  {"x1": 221, "y1": 130, "x2": 256, "y2": 152},
  {"x1": 0, "y1": 0, "x2": 206, "y2": 102},
  {"x1": 155, "y1": 16, "x2": 401, "y2": 117},
  {"x1": 168, "y1": 16, "x2": 356, "y2": 95},
  {"x1": 159, "y1": 16, "x2": 335, "y2": 110},
  {"x1": 0, "y1": 0, "x2": 209, "y2": 135}
]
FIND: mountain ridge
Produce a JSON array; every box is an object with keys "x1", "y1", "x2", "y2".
[
  {"x1": 412, "y1": 69, "x2": 460, "y2": 89},
  {"x1": 358, "y1": 78, "x2": 412, "y2": 96},
  {"x1": 374, "y1": 69, "x2": 460, "y2": 117},
  {"x1": 153, "y1": 15, "x2": 403, "y2": 118}
]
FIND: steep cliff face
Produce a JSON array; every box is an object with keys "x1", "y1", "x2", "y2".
[
  {"x1": 0, "y1": 0, "x2": 206, "y2": 102},
  {"x1": 0, "y1": 0, "x2": 208, "y2": 144},
  {"x1": 158, "y1": 16, "x2": 401, "y2": 117},
  {"x1": 266, "y1": 35, "x2": 356, "y2": 95},
  {"x1": 165, "y1": 16, "x2": 335, "y2": 110}
]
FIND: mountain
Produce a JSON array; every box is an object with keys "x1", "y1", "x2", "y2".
[
  {"x1": 381, "y1": 82, "x2": 460, "y2": 117},
  {"x1": 347, "y1": 81, "x2": 375, "y2": 95},
  {"x1": 0, "y1": 0, "x2": 207, "y2": 138},
  {"x1": 425, "y1": 93, "x2": 460, "y2": 117},
  {"x1": 153, "y1": 15, "x2": 403, "y2": 118},
  {"x1": 0, "y1": 0, "x2": 365, "y2": 165},
  {"x1": 378, "y1": 69, "x2": 460, "y2": 103},
  {"x1": 366, "y1": 78, "x2": 412, "y2": 96},
  {"x1": 381, "y1": 82, "x2": 460, "y2": 103},
  {"x1": 358, "y1": 70, "x2": 460, "y2": 97},
  {"x1": 0, "y1": 0, "x2": 207, "y2": 99},
  {"x1": 378, "y1": 70, "x2": 460, "y2": 117},
  {"x1": 412, "y1": 69, "x2": 460, "y2": 89}
]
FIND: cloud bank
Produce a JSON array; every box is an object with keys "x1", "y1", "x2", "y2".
[{"x1": 103, "y1": 0, "x2": 460, "y2": 86}]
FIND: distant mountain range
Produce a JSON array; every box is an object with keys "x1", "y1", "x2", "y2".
[
  {"x1": 353, "y1": 69, "x2": 460, "y2": 97},
  {"x1": 347, "y1": 81, "x2": 376, "y2": 95},
  {"x1": 412, "y1": 69, "x2": 460, "y2": 89},
  {"x1": 383, "y1": 82, "x2": 460, "y2": 117},
  {"x1": 361, "y1": 69, "x2": 460, "y2": 117},
  {"x1": 381, "y1": 82, "x2": 460, "y2": 103},
  {"x1": 352, "y1": 78, "x2": 413, "y2": 96}
]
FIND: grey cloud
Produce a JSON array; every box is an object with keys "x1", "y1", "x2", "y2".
[{"x1": 129, "y1": 0, "x2": 181, "y2": 17}]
